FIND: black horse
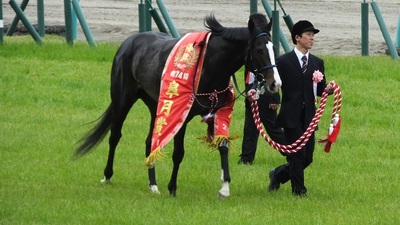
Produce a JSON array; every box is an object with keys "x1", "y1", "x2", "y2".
[{"x1": 75, "y1": 13, "x2": 281, "y2": 198}]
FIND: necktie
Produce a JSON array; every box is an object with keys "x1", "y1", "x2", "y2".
[{"x1": 301, "y1": 55, "x2": 307, "y2": 74}]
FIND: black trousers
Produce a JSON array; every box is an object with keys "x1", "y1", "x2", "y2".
[
  {"x1": 240, "y1": 96, "x2": 286, "y2": 162},
  {"x1": 273, "y1": 115, "x2": 315, "y2": 193}
]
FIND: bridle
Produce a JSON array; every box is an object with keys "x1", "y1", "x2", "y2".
[{"x1": 245, "y1": 32, "x2": 277, "y2": 88}]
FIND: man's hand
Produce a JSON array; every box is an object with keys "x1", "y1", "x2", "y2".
[
  {"x1": 326, "y1": 80, "x2": 335, "y2": 95},
  {"x1": 247, "y1": 89, "x2": 257, "y2": 102},
  {"x1": 269, "y1": 104, "x2": 280, "y2": 110}
]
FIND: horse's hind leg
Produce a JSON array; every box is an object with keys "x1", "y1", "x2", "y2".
[
  {"x1": 101, "y1": 95, "x2": 137, "y2": 184},
  {"x1": 218, "y1": 139, "x2": 231, "y2": 198}
]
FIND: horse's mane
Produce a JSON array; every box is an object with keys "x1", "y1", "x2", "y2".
[
  {"x1": 204, "y1": 13, "x2": 271, "y2": 41},
  {"x1": 204, "y1": 14, "x2": 248, "y2": 41}
]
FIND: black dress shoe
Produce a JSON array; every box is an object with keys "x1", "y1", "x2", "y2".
[
  {"x1": 268, "y1": 169, "x2": 280, "y2": 192},
  {"x1": 238, "y1": 158, "x2": 253, "y2": 165}
]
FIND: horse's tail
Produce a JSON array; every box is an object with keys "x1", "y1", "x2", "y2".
[{"x1": 74, "y1": 105, "x2": 112, "y2": 158}]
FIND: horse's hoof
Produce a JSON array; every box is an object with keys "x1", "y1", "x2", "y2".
[
  {"x1": 149, "y1": 185, "x2": 161, "y2": 194},
  {"x1": 169, "y1": 190, "x2": 177, "y2": 197},
  {"x1": 100, "y1": 177, "x2": 111, "y2": 185},
  {"x1": 218, "y1": 191, "x2": 230, "y2": 199}
]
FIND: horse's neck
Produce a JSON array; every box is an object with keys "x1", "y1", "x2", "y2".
[{"x1": 209, "y1": 40, "x2": 247, "y2": 73}]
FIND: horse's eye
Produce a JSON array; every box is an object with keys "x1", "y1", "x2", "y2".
[{"x1": 256, "y1": 48, "x2": 264, "y2": 55}]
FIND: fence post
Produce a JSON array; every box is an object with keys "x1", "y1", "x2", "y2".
[
  {"x1": 0, "y1": 0, "x2": 3, "y2": 44},
  {"x1": 71, "y1": 0, "x2": 96, "y2": 47},
  {"x1": 6, "y1": 0, "x2": 28, "y2": 36},
  {"x1": 138, "y1": 0, "x2": 146, "y2": 32},
  {"x1": 272, "y1": 8, "x2": 280, "y2": 55},
  {"x1": 250, "y1": 0, "x2": 257, "y2": 14},
  {"x1": 396, "y1": 12, "x2": 400, "y2": 50},
  {"x1": 37, "y1": 0, "x2": 44, "y2": 36},
  {"x1": 149, "y1": 8, "x2": 168, "y2": 34},
  {"x1": 64, "y1": 0, "x2": 73, "y2": 45},
  {"x1": 371, "y1": 1, "x2": 398, "y2": 59},
  {"x1": 361, "y1": 0, "x2": 369, "y2": 56},
  {"x1": 145, "y1": 0, "x2": 152, "y2": 31},
  {"x1": 9, "y1": 0, "x2": 43, "y2": 44},
  {"x1": 156, "y1": 0, "x2": 179, "y2": 38},
  {"x1": 71, "y1": 0, "x2": 78, "y2": 39},
  {"x1": 276, "y1": 0, "x2": 293, "y2": 31},
  {"x1": 261, "y1": 0, "x2": 291, "y2": 53}
]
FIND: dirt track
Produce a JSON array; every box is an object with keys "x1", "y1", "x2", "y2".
[{"x1": 2, "y1": 0, "x2": 399, "y2": 55}]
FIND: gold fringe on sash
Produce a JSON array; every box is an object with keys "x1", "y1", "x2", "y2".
[
  {"x1": 145, "y1": 147, "x2": 165, "y2": 168},
  {"x1": 207, "y1": 134, "x2": 239, "y2": 150},
  {"x1": 197, "y1": 135, "x2": 213, "y2": 144}
]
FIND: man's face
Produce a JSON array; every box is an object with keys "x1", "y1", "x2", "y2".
[{"x1": 296, "y1": 31, "x2": 315, "y2": 50}]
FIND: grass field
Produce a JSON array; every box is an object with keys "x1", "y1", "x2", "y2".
[{"x1": 1, "y1": 36, "x2": 400, "y2": 225}]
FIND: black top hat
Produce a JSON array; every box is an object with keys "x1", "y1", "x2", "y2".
[{"x1": 291, "y1": 20, "x2": 320, "y2": 44}]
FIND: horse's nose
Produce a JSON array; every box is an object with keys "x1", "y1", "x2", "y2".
[
  {"x1": 273, "y1": 69, "x2": 282, "y2": 90},
  {"x1": 274, "y1": 80, "x2": 282, "y2": 90},
  {"x1": 269, "y1": 83, "x2": 279, "y2": 93}
]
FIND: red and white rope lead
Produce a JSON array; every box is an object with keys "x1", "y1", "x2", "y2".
[{"x1": 250, "y1": 82, "x2": 342, "y2": 153}]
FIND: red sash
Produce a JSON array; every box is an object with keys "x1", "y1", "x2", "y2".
[{"x1": 146, "y1": 32, "x2": 211, "y2": 167}]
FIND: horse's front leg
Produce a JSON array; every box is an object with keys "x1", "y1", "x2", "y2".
[
  {"x1": 146, "y1": 123, "x2": 160, "y2": 194},
  {"x1": 168, "y1": 124, "x2": 187, "y2": 197},
  {"x1": 147, "y1": 168, "x2": 159, "y2": 194},
  {"x1": 218, "y1": 139, "x2": 231, "y2": 198}
]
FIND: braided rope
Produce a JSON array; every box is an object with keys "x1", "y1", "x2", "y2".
[
  {"x1": 251, "y1": 82, "x2": 342, "y2": 153},
  {"x1": 196, "y1": 84, "x2": 232, "y2": 111}
]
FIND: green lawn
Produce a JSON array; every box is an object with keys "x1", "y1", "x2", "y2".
[{"x1": 1, "y1": 36, "x2": 400, "y2": 225}]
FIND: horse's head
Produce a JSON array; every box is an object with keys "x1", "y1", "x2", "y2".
[{"x1": 246, "y1": 13, "x2": 282, "y2": 94}]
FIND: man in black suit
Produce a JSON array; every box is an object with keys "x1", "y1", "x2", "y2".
[
  {"x1": 267, "y1": 20, "x2": 335, "y2": 196},
  {"x1": 238, "y1": 71, "x2": 286, "y2": 165}
]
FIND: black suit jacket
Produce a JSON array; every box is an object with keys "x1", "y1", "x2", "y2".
[{"x1": 276, "y1": 50, "x2": 327, "y2": 129}]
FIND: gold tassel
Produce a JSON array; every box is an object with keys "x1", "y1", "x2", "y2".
[
  {"x1": 145, "y1": 147, "x2": 165, "y2": 168},
  {"x1": 197, "y1": 134, "x2": 240, "y2": 151},
  {"x1": 209, "y1": 135, "x2": 226, "y2": 149},
  {"x1": 197, "y1": 135, "x2": 213, "y2": 144},
  {"x1": 228, "y1": 133, "x2": 240, "y2": 141}
]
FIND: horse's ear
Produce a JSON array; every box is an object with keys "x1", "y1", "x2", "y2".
[
  {"x1": 267, "y1": 18, "x2": 273, "y2": 32},
  {"x1": 248, "y1": 16, "x2": 256, "y2": 33}
]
